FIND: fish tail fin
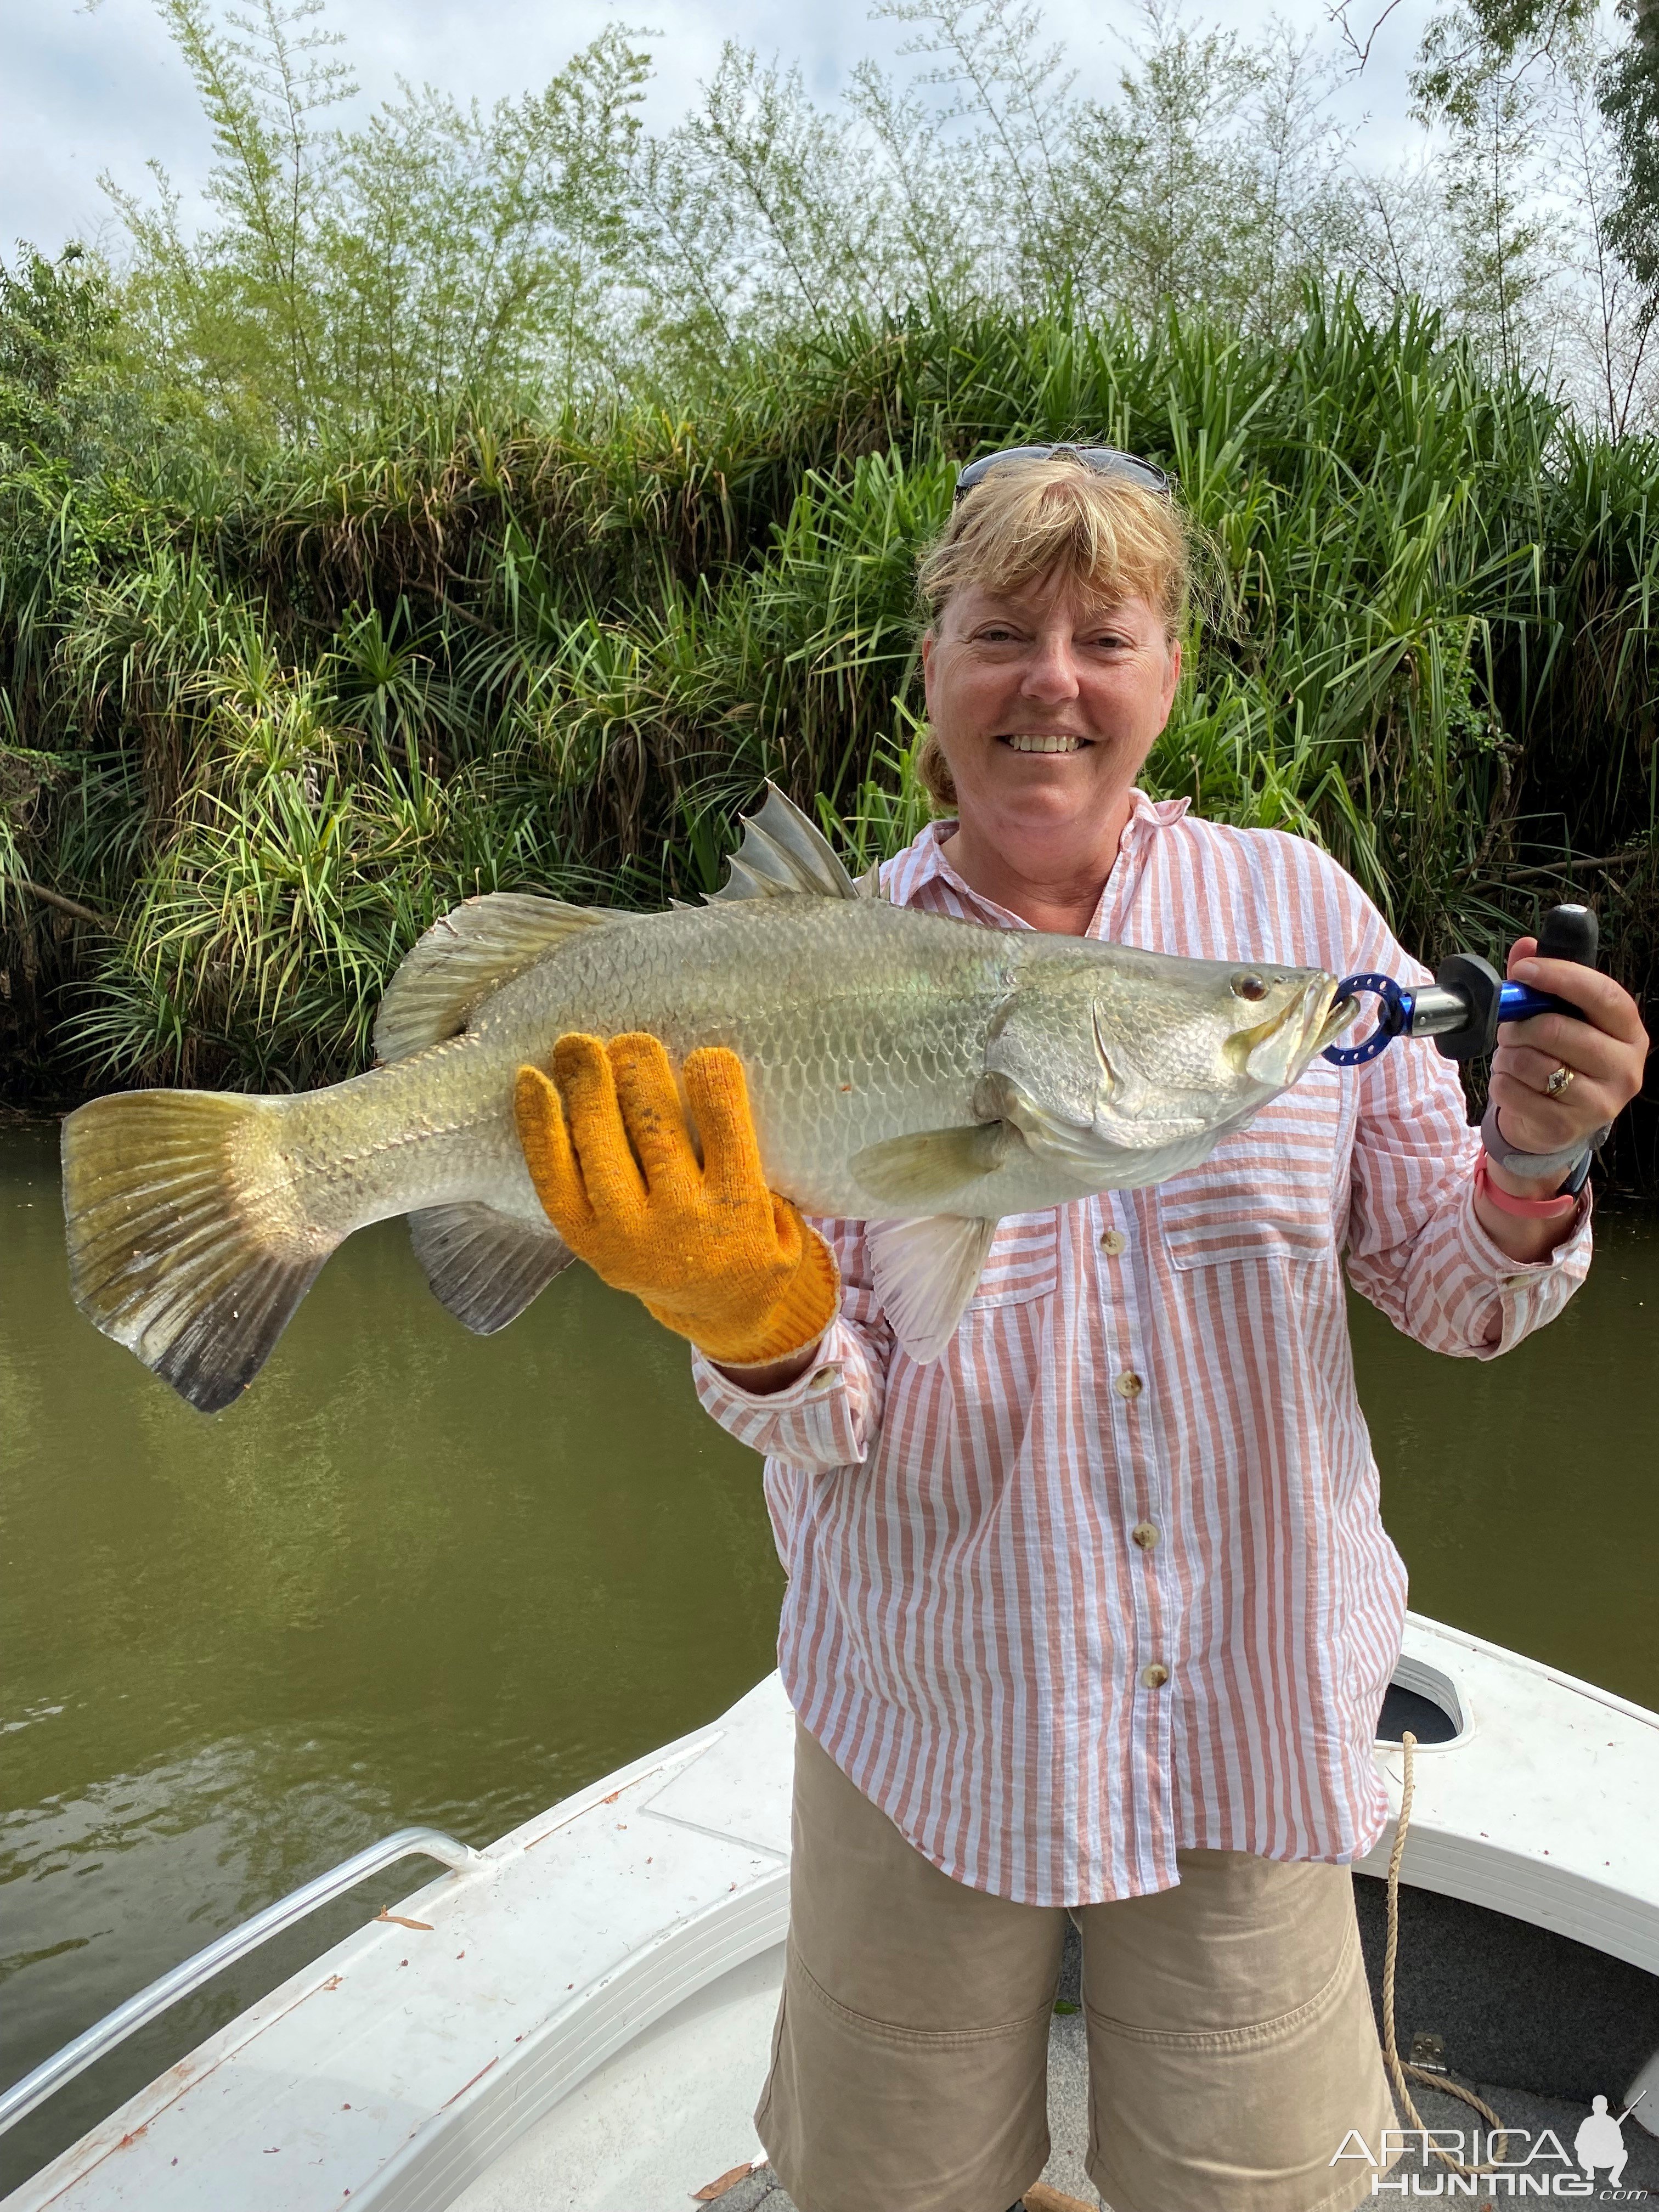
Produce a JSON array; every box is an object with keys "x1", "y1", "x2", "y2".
[{"x1": 61, "y1": 1088, "x2": 337, "y2": 1413}]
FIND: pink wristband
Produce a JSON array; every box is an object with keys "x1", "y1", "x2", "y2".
[{"x1": 1474, "y1": 1152, "x2": 1578, "y2": 1221}]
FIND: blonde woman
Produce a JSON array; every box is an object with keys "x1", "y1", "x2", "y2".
[{"x1": 514, "y1": 450, "x2": 1649, "y2": 2212}]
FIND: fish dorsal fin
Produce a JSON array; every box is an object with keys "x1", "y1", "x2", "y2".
[
  {"x1": 866, "y1": 1214, "x2": 998, "y2": 1364},
  {"x1": 375, "y1": 894, "x2": 619, "y2": 1064},
  {"x1": 707, "y1": 783, "x2": 860, "y2": 903}
]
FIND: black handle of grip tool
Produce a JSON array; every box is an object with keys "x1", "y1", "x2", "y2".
[
  {"x1": 1430, "y1": 902, "x2": 1598, "y2": 1062},
  {"x1": 1533, "y1": 904, "x2": 1610, "y2": 1165},
  {"x1": 1535, "y1": 902, "x2": 1599, "y2": 969}
]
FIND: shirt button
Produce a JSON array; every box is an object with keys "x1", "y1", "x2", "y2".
[
  {"x1": 1114, "y1": 1370, "x2": 1144, "y2": 1400},
  {"x1": 807, "y1": 1365, "x2": 840, "y2": 1393},
  {"x1": 1099, "y1": 1227, "x2": 1127, "y2": 1257},
  {"x1": 1503, "y1": 1273, "x2": 1533, "y2": 1290},
  {"x1": 1139, "y1": 1662, "x2": 1171, "y2": 1690},
  {"x1": 1131, "y1": 1521, "x2": 1160, "y2": 1550}
]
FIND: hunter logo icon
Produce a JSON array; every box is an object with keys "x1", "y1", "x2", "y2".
[{"x1": 1574, "y1": 2092, "x2": 1642, "y2": 2191}]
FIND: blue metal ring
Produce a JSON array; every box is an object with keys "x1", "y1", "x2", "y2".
[{"x1": 1323, "y1": 973, "x2": 1409, "y2": 1066}]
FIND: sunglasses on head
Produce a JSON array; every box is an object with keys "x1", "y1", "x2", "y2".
[{"x1": 952, "y1": 443, "x2": 1174, "y2": 506}]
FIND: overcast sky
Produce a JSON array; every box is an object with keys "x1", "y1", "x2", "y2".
[{"x1": 3, "y1": 0, "x2": 1444, "y2": 261}]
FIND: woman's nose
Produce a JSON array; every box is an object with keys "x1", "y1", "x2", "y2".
[{"x1": 1020, "y1": 636, "x2": 1082, "y2": 701}]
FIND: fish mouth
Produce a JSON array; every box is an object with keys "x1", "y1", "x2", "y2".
[
  {"x1": 1314, "y1": 995, "x2": 1362, "y2": 1053},
  {"x1": 1229, "y1": 974, "x2": 1347, "y2": 1085}
]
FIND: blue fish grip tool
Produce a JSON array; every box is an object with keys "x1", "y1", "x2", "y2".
[{"x1": 1322, "y1": 904, "x2": 1599, "y2": 1068}]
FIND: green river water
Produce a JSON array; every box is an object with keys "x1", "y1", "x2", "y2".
[{"x1": 2, "y1": 1119, "x2": 1656, "y2": 2191}]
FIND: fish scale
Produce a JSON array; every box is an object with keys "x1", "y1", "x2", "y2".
[{"x1": 59, "y1": 787, "x2": 1352, "y2": 1413}]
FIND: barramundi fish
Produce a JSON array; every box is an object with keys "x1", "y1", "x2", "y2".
[{"x1": 62, "y1": 786, "x2": 1357, "y2": 1412}]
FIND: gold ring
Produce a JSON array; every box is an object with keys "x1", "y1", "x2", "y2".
[{"x1": 1545, "y1": 1064, "x2": 1575, "y2": 1097}]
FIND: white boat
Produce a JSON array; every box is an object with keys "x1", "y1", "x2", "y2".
[{"x1": 5, "y1": 1611, "x2": 1658, "y2": 2211}]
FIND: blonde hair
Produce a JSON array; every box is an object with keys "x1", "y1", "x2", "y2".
[{"x1": 914, "y1": 455, "x2": 1194, "y2": 812}]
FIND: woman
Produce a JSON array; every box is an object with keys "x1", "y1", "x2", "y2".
[{"x1": 514, "y1": 450, "x2": 1649, "y2": 2212}]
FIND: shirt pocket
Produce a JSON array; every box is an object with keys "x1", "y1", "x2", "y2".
[
  {"x1": 968, "y1": 1208, "x2": 1063, "y2": 1306},
  {"x1": 1156, "y1": 1074, "x2": 1346, "y2": 1270}
]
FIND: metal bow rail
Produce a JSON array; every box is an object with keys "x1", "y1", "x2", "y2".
[{"x1": 0, "y1": 1824, "x2": 486, "y2": 2137}]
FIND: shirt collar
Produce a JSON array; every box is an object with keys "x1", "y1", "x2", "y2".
[{"x1": 893, "y1": 788, "x2": 1189, "y2": 933}]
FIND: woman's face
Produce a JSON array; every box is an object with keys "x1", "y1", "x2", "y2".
[{"x1": 921, "y1": 573, "x2": 1181, "y2": 843}]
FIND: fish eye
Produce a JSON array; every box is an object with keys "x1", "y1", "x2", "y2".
[{"x1": 1231, "y1": 970, "x2": 1269, "y2": 1002}]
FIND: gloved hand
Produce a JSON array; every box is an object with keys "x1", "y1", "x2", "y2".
[{"x1": 514, "y1": 1031, "x2": 840, "y2": 1367}]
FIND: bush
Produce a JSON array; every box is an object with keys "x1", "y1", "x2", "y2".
[{"x1": 2, "y1": 291, "x2": 1655, "y2": 1186}]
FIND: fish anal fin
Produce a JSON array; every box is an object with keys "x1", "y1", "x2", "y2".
[
  {"x1": 375, "y1": 895, "x2": 623, "y2": 1064},
  {"x1": 866, "y1": 1214, "x2": 998, "y2": 1364},
  {"x1": 851, "y1": 1121, "x2": 1014, "y2": 1207},
  {"x1": 707, "y1": 783, "x2": 860, "y2": 904},
  {"x1": 409, "y1": 1202, "x2": 574, "y2": 1335}
]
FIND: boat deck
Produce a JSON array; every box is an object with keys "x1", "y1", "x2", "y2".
[
  {"x1": 7, "y1": 1615, "x2": 1658, "y2": 2212},
  {"x1": 454, "y1": 1906, "x2": 1659, "y2": 2211}
]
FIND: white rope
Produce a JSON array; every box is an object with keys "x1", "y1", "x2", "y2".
[{"x1": 1380, "y1": 1729, "x2": 1513, "y2": 2178}]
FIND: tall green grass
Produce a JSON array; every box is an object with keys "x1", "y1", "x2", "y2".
[{"x1": 2, "y1": 292, "x2": 1655, "y2": 1184}]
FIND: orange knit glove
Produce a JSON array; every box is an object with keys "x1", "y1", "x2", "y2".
[{"x1": 514, "y1": 1032, "x2": 840, "y2": 1367}]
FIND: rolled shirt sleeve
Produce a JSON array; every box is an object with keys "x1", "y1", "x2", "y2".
[{"x1": 691, "y1": 1215, "x2": 893, "y2": 1470}]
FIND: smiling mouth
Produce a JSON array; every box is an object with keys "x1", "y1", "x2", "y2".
[{"x1": 1001, "y1": 733, "x2": 1091, "y2": 753}]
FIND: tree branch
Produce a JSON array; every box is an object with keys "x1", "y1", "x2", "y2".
[{"x1": 10, "y1": 876, "x2": 117, "y2": 930}]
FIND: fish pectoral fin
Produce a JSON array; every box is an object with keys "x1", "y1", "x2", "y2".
[
  {"x1": 1002, "y1": 1085, "x2": 1221, "y2": 1189},
  {"x1": 866, "y1": 1214, "x2": 999, "y2": 1364},
  {"x1": 706, "y1": 783, "x2": 861, "y2": 904},
  {"x1": 998, "y1": 1084, "x2": 1115, "y2": 1172},
  {"x1": 409, "y1": 1203, "x2": 574, "y2": 1335},
  {"x1": 850, "y1": 1121, "x2": 1014, "y2": 1206},
  {"x1": 375, "y1": 895, "x2": 626, "y2": 1064}
]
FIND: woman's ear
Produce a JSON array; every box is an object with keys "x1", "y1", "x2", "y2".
[{"x1": 1161, "y1": 636, "x2": 1182, "y2": 719}]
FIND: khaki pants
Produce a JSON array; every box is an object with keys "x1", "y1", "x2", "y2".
[{"x1": 758, "y1": 1723, "x2": 1398, "y2": 2212}]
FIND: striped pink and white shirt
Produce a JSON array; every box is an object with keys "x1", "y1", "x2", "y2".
[{"x1": 693, "y1": 793, "x2": 1593, "y2": 1905}]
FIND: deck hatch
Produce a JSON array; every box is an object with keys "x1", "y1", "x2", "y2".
[{"x1": 1375, "y1": 1660, "x2": 1465, "y2": 1745}]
